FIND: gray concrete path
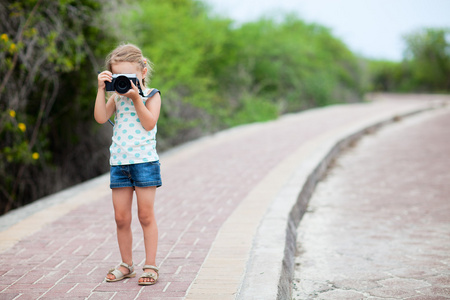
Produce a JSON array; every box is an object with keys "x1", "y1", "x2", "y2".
[
  {"x1": 293, "y1": 107, "x2": 450, "y2": 299},
  {"x1": 0, "y1": 94, "x2": 448, "y2": 300}
]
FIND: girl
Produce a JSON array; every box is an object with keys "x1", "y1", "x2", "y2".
[{"x1": 94, "y1": 43, "x2": 161, "y2": 285}]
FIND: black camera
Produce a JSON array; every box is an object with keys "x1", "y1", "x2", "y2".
[{"x1": 105, "y1": 74, "x2": 138, "y2": 94}]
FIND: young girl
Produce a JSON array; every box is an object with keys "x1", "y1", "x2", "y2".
[{"x1": 94, "y1": 43, "x2": 161, "y2": 285}]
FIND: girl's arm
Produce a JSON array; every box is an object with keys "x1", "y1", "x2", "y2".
[
  {"x1": 135, "y1": 91, "x2": 161, "y2": 131},
  {"x1": 94, "y1": 71, "x2": 116, "y2": 124},
  {"x1": 123, "y1": 82, "x2": 161, "y2": 131}
]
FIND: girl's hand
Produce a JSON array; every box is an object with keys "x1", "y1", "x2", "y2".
[
  {"x1": 98, "y1": 71, "x2": 112, "y2": 90},
  {"x1": 120, "y1": 80, "x2": 141, "y2": 102}
]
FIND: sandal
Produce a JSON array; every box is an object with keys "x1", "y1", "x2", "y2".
[
  {"x1": 105, "y1": 262, "x2": 136, "y2": 282},
  {"x1": 138, "y1": 265, "x2": 159, "y2": 285}
]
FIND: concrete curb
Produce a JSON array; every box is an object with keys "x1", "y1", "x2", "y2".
[
  {"x1": 0, "y1": 174, "x2": 110, "y2": 232},
  {"x1": 237, "y1": 101, "x2": 447, "y2": 299},
  {"x1": 0, "y1": 174, "x2": 111, "y2": 253}
]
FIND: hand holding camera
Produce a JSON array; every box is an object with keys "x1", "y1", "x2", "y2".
[
  {"x1": 97, "y1": 70, "x2": 112, "y2": 90},
  {"x1": 105, "y1": 73, "x2": 139, "y2": 94},
  {"x1": 98, "y1": 72, "x2": 141, "y2": 100}
]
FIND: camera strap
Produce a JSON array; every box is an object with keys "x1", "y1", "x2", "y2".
[
  {"x1": 137, "y1": 82, "x2": 160, "y2": 98},
  {"x1": 108, "y1": 87, "x2": 160, "y2": 127}
]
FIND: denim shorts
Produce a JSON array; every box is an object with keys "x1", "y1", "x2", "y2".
[{"x1": 110, "y1": 161, "x2": 162, "y2": 189}]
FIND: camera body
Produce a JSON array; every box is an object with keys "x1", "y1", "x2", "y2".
[{"x1": 105, "y1": 74, "x2": 138, "y2": 94}]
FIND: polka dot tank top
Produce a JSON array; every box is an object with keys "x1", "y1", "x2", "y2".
[{"x1": 109, "y1": 89, "x2": 160, "y2": 166}]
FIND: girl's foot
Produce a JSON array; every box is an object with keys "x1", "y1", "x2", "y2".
[
  {"x1": 105, "y1": 262, "x2": 135, "y2": 282},
  {"x1": 138, "y1": 265, "x2": 159, "y2": 285}
]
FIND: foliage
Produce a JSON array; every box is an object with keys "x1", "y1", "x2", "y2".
[
  {"x1": 226, "y1": 17, "x2": 364, "y2": 112},
  {"x1": 368, "y1": 28, "x2": 450, "y2": 93},
  {"x1": 118, "y1": 0, "x2": 365, "y2": 146},
  {"x1": 366, "y1": 60, "x2": 406, "y2": 92},
  {"x1": 0, "y1": 0, "x2": 118, "y2": 214},
  {"x1": 403, "y1": 28, "x2": 450, "y2": 92},
  {"x1": 0, "y1": 0, "x2": 368, "y2": 214},
  {"x1": 118, "y1": 0, "x2": 234, "y2": 146}
]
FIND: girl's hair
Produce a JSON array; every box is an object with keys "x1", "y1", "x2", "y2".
[{"x1": 105, "y1": 43, "x2": 154, "y2": 86}]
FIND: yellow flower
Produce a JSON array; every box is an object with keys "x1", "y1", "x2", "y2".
[
  {"x1": 32, "y1": 152, "x2": 40, "y2": 160},
  {"x1": 18, "y1": 123, "x2": 26, "y2": 132},
  {"x1": 0, "y1": 33, "x2": 7, "y2": 42},
  {"x1": 9, "y1": 43, "x2": 16, "y2": 53},
  {"x1": 9, "y1": 110, "x2": 16, "y2": 118}
]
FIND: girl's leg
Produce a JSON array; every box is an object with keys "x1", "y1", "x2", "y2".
[
  {"x1": 106, "y1": 187, "x2": 134, "y2": 280},
  {"x1": 135, "y1": 186, "x2": 158, "y2": 283}
]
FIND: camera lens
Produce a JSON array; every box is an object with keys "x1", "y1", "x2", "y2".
[{"x1": 114, "y1": 75, "x2": 131, "y2": 94}]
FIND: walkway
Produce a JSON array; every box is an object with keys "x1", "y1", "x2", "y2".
[
  {"x1": 0, "y1": 94, "x2": 448, "y2": 299},
  {"x1": 293, "y1": 104, "x2": 450, "y2": 299}
]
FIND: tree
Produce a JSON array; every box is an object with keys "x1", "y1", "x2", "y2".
[
  {"x1": 120, "y1": 2, "x2": 365, "y2": 134},
  {"x1": 403, "y1": 28, "x2": 450, "y2": 92},
  {"x1": 0, "y1": 0, "x2": 118, "y2": 214},
  {"x1": 0, "y1": 0, "x2": 367, "y2": 214}
]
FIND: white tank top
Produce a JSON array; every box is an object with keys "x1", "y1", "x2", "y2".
[{"x1": 109, "y1": 89, "x2": 159, "y2": 165}]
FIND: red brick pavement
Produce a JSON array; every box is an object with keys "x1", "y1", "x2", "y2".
[{"x1": 0, "y1": 96, "x2": 444, "y2": 299}]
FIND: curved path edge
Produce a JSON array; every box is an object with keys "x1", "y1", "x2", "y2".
[
  {"x1": 185, "y1": 95, "x2": 449, "y2": 300},
  {"x1": 239, "y1": 100, "x2": 447, "y2": 300}
]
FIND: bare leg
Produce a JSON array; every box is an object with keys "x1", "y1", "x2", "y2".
[
  {"x1": 106, "y1": 187, "x2": 134, "y2": 280},
  {"x1": 135, "y1": 186, "x2": 158, "y2": 283}
]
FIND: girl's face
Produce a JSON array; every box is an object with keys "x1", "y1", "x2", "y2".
[{"x1": 111, "y1": 61, "x2": 147, "y2": 86}]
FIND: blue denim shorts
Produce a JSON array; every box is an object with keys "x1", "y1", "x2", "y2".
[{"x1": 110, "y1": 161, "x2": 162, "y2": 189}]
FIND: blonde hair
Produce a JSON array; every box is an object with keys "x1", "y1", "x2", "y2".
[{"x1": 105, "y1": 43, "x2": 154, "y2": 87}]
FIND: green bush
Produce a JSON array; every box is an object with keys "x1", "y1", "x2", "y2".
[
  {"x1": 368, "y1": 27, "x2": 450, "y2": 93},
  {"x1": 404, "y1": 28, "x2": 450, "y2": 92},
  {"x1": 0, "y1": 0, "x2": 367, "y2": 214},
  {"x1": 118, "y1": 1, "x2": 365, "y2": 147},
  {"x1": 0, "y1": 0, "x2": 118, "y2": 213}
]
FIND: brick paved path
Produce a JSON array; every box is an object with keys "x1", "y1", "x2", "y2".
[
  {"x1": 0, "y1": 95, "x2": 447, "y2": 299},
  {"x1": 293, "y1": 108, "x2": 450, "y2": 299}
]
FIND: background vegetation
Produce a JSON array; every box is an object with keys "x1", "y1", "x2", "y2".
[
  {"x1": 1, "y1": 0, "x2": 448, "y2": 214},
  {"x1": 369, "y1": 27, "x2": 450, "y2": 92}
]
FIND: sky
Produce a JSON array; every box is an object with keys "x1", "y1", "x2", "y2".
[{"x1": 202, "y1": 0, "x2": 450, "y2": 61}]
